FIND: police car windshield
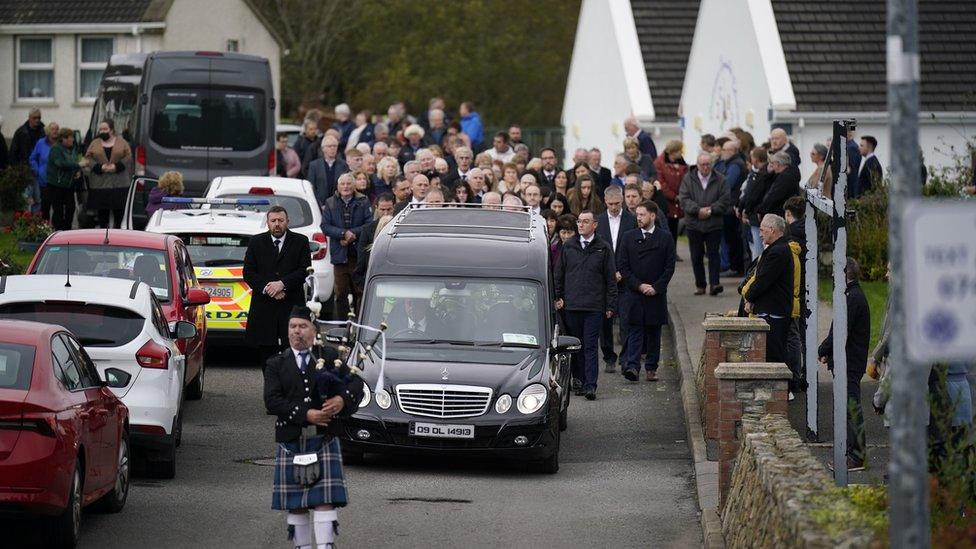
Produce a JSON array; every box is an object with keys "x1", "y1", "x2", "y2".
[
  {"x1": 211, "y1": 194, "x2": 313, "y2": 228},
  {"x1": 178, "y1": 234, "x2": 250, "y2": 267},
  {"x1": 362, "y1": 277, "x2": 543, "y2": 348},
  {"x1": 33, "y1": 245, "x2": 171, "y2": 302}
]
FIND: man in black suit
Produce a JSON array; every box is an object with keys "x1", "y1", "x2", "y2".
[
  {"x1": 595, "y1": 186, "x2": 637, "y2": 373},
  {"x1": 588, "y1": 148, "x2": 613, "y2": 197},
  {"x1": 441, "y1": 146, "x2": 474, "y2": 190},
  {"x1": 854, "y1": 135, "x2": 882, "y2": 198},
  {"x1": 386, "y1": 298, "x2": 445, "y2": 337},
  {"x1": 769, "y1": 128, "x2": 801, "y2": 168},
  {"x1": 740, "y1": 214, "x2": 794, "y2": 370},
  {"x1": 538, "y1": 148, "x2": 560, "y2": 191},
  {"x1": 243, "y1": 205, "x2": 312, "y2": 366},
  {"x1": 307, "y1": 135, "x2": 349, "y2": 207},
  {"x1": 759, "y1": 152, "x2": 801, "y2": 218},
  {"x1": 617, "y1": 201, "x2": 676, "y2": 381}
]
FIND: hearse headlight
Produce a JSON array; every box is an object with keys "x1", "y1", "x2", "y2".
[
  {"x1": 359, "y1": 384, "x2": 371, "y2": 408},
  {"x1": 495, "y1": 394, "x2": 512, "y2": 414},
  {"x1": 516, "y1": 384, "x2": 548, "y2": 414},
  {"x1": 375, "y1": 389, "x2": 392, "y2": 410}
]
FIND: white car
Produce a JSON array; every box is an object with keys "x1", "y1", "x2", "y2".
[
  {"x1": 203, "y1": 176, "x2": 335, "y2": 304},
  {"x1": 0, "y1": 275, "x2": 195, "y2": 479}
]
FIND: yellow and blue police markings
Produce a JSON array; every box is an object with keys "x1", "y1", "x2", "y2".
[{"x1": 195, "y1": 266, "x2": 251, "y2": 331}]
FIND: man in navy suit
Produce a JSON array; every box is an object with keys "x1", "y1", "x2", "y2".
[
  {"x1": 845, "y1": 129, "x2": 861, "y2": 195},
  {"x1": 854, "y1": 135, "x2": 882, "y2": 198},
  {"x1": 307, "y1": 135, "x2": 349, "y2": 208},
  {"x1": 617, "y1": 201, "x2": 677, "y2": 381},
  {"x1": 595, "y1": 187, "x2": 637, "y2": 373}
]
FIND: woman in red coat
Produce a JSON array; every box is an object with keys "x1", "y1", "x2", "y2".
[{"x1": 653, "y1": 139, "x2": 689, "y2": 249}]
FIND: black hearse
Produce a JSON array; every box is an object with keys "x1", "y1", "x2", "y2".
[{"x1": 337, "y1": 206, "x2": 579, "y2": 473}]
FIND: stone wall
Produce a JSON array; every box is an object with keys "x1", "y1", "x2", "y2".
[{"x1": 721, "y1": 414, "x2": 878, "y2": 548}]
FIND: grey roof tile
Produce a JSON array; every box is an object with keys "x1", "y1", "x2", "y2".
[
  {"x1": 631, "y1": 0, "x2": 702, "y2": 122},
  {"x1": 0, "y1": 0, "x2": 160, "y2": 24}
]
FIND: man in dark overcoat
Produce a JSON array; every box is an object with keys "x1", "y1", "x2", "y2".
[
  {"x1": 264, "y1": 306, "x2": 362, "y2": 549},
  {"x1": 244, "y1": 205, "x2": 312, "y2": 366},
  {"x1": 617, "y1": 201, "x2": 677, "y2": 381}
]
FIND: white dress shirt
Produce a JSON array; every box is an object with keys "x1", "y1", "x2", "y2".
[
  {"x1": 607, "y1": 211, "x2": 622, "y2": 251},
  {"x1": 291, "y1": 347, "x2": 311, "y2": 372},
  {"x1": 858, "y1": 153, "x2": 875, "y2": 177},
  {"x1": 408, "y1": 317, "x2": 427, "y2": 331},
  {"x1": 272, "y1": 232, "x2": 286, "y2": 253}
]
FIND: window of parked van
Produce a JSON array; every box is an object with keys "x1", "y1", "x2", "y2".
[
  {"x1": 150, "y1": 88, "x2": 265, "y2": 151},
  {"x1": 78, "y1": 36, "x2": 114, "y2": 100},
  {"x1": 16, "y1": 37, "x2": 54, "y2": 100}
]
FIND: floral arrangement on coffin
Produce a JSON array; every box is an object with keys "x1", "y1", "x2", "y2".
[{"x1": 11, "y1": 211, "x2": 54, "y2": 243}]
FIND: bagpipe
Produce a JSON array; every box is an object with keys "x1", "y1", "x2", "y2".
[{"x1": 302, "y1": 268, "x2": 389, "y2": 411}]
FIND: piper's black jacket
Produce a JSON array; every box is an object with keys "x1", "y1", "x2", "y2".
[{"x1": 263, "y1": 346, "x2": 363, "y2": 443}]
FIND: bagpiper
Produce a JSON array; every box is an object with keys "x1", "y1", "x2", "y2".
[{"x1": 264, "y1": 305, "x2": 363, "y2": 548}]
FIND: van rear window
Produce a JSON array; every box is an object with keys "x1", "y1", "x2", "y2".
[
  {"x1": 0, "y1": 304, "x2": 145, "y2": 348},
  {"x1": 150, "y1": 87, "x2": 264, "y2": 151}
]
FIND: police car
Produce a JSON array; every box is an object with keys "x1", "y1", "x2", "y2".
[
  {"x1": 203, "y1": 176, "x2": 334, "y2": 305},
  {"x1": 144, "y1": 198, "x2": 272, "y2": 342}
]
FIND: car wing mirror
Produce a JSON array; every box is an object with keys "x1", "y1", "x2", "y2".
[
  {"x1": 553, "y1": 335, "x2": 582, "y2": 353},
  {"x1": 186, "y1": 287, "x2": 211, "y2": 306},
  {"x1": 171, "y1": 320, "x2": 198, "y2": 340}
]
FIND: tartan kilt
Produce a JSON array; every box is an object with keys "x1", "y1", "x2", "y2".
[{"x1": 272, "y1": 435, "x2": 348, "y2": 510}]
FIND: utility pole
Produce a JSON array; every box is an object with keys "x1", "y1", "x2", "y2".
[{"x1": 886, "y1": 0, "x2": 928, "y2": 546}]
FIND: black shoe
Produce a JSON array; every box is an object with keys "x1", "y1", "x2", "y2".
[
  {"x1": 603, "y1": 361, "x2": 616, "y2": 373},
  {"x1": 571, "y1": 378, "x2": 583, "y2": 395},
  {"x1": 622, "y1": 369, "x2": 638, "y2": 382},
  {"x1": 584, "y1": 390, "x2": 596, "y2": 401},
  {"x1": 709, "y1": 285, "x2": 724, "y2": 296}
]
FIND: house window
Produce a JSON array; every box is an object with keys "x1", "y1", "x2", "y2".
[
  {"x1": 17, "y1": 37, "x2": 54, "y2": 100},
  {"x1": 226, "y1": 39, "x2": 239, "y2": 52},
  {"x1": 78, "y1": 36, "x2": 114, "y2": 100}
]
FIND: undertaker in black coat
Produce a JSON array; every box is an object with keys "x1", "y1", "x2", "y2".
[
  {"x1": 617, "y1": 201, "x2": 676, "y2": 380},
  {"x1": 243, "y1": 206, "x2": 312, "y2": 365}
]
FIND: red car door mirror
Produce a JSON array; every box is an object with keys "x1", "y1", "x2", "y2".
[{"x1": 186, "y1": 288, "x2": 211, "y2": 306}]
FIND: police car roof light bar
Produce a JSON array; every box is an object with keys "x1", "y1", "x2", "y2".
[{"x1": 161, "y1": 197, "x2": 272, "y2": 206}]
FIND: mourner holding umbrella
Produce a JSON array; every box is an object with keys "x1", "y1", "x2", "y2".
[{"x1": 264, "y1": 306, "x2": 363, "y2": 549}]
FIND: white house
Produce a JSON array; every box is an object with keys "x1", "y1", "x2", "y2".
[
  {"x1": 561, "y1": 0, "x2": 701, "y2": 167},
  {"x1": 0, "y1": 0, "x2": 283, "y2": 138},
  {"x1": 680, "y1": 0, "x2": 976, "y2": 180}
]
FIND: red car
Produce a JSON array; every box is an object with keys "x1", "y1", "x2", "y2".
[
  {"x1": 28, "y1": 230, "x2": 211, "y2": 400},
  {"x1": 0, "y1": 320, "x2": 130, "y2": 548}
]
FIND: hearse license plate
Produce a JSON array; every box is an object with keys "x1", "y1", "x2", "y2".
[
  {"x1": 203, "y1": 286, "x2": 233, "y2": 298},
  {"x1": 411, "y1": 422, "x2": 475, "y2": 439}
]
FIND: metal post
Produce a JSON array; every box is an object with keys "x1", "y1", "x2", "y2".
[
  {"x1": 829, "y1": 121, "x2": 848, "y2": 486},
  {"x1": 887, "y1": 0, "x2": 928, "y2": 545},
  {"x1": 804, "y1": 200, "x2": 819, "y2": 440}
]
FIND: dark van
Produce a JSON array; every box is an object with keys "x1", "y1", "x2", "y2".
[
  {"x1": 333, "y1": 206, "x2": 580, "y2": 473},
  {"x1": 90, "y1": 51, "x2": 275, "y2": 202}
]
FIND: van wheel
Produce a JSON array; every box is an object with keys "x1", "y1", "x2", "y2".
[
  {"x1": 185, "y1": 362, "x2": 205, "y2": 401},
  {"x1": 95, "y1": 433, "x2": 129, "y2": 513},
  {"x1": 50, "y1": 460, "x2": 82, "y2": 547},
  {"x1": 342, "y1": 448, "x2": 365, "y2": 465},
  {"x1": 532, "y1": 430, "x2": 560, "y2": 474}
]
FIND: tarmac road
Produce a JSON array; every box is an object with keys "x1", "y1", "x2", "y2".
[{"x1": 8, "y1": 334, "x2": 702, "y2": 548}]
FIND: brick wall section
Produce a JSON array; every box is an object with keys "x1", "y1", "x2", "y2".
[
  {"x1": 715, "y1": 362, "x2": 791, "y2": 506},
  {"x1": 699, "y1": 315, "x2": 769, "y2": 442}
]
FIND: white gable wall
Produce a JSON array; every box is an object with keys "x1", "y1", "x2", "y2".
[
  {"x1": 680, "y1": 0, "x2": 794, "y2": 160},
  {"x1": 562, "y1": 0, "x2": 654, "y2": 168}
]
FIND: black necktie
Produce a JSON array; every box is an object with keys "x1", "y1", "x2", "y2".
[
  {"x1": 581, "y1": 240, "x2": 588, "y2": 249},
  {"x1": 274, "y1": 238, "x2": 282, "y2": 254},
  {"x1": 299, "y1": 351, "x2": 309, "y2": 373}
]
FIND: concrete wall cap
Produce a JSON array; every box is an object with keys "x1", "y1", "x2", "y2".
[
  {"x1": 715, "y1": 362, "x2": 792, "y2": 379},
  {"x1": 701, "y1": 316, "x2": 770, "y2": 332}
]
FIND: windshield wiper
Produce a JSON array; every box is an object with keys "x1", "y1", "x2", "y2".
[
  {"x1": 394, "y1": 338, "x2": 475, "y2": 346},
  {"x1": 474, "y1": 341, "x2": 540, "y2": 349},
  {"x1": 202, "y1": 259, "x2": 244, "y2": 267}
]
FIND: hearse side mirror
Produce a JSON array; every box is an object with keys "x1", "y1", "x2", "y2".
[
  {"x1": 324, "y1": 327, "x2": 346, "y2": 344},
  {"x1": 170, "y1": 320, "x2": 198, "y2": 340},
  {"x1": 553, "y1": 335, "x2": 582, "y2": 353}
]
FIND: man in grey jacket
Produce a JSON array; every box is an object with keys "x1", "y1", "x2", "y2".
[{"x1": 678, "y1": 153, "x2": 731, "y2": 295}]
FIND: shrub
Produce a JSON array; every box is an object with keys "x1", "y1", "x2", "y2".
[
  {"x1": 0, "y1": 250, "x2": 25, "y2": 276},
  {"x1": 11, "y1": 211, "x2": 53, "y2": 242},
  {"x1": 0, "y1": 164, "x2": 33, "y2": 214}
]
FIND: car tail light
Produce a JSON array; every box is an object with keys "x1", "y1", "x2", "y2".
[
  {"x1": 249, "y1": 187, "x2": 275, "y2": 195},
  {"x1": 268, "y1": 149, "x2": 276, "y2": 175},
  {"x1": 136, "y1": 340, "x2": 170, "y2": 369},
  {"x1": 312, "y1": 233, "x2": 327, "y2": 261},
  {"x1": 135, "y1": 145, "x2": 146, "y2": 175},
  {"x1": 0, "y1": 414, "x2": 56, "y2": 437}
]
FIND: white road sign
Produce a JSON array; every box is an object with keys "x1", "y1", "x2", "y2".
[{"x1": 903, "y1": 200, "x2": 976, "y2": 363}]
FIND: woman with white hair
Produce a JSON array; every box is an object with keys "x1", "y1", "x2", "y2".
[
  {"x1": 374, "y1": 156, "x2": 400, "y2": 198},
  {"x1": 397, "y1": 124, "x2": 426, "y2": 167}
]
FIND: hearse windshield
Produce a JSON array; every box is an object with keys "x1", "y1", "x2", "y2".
[{"x1": 362, "y1": 277, "x2": 543, "y2": 348}]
